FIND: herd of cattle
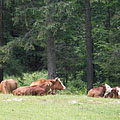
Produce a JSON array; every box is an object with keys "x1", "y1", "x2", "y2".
[
  {"x1": 88, "y1": 84, "x2": 120, "y2": 98},
  {"x1": 0, "y1": 77, "x2": 66, "y2": 96},
  {"x1": 0, "y1": 78, "x2": 120, "y2": 98}
]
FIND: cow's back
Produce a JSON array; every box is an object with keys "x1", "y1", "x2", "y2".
[
  {"x1": 13, "y1": 82, "x2": 52, "y2": 96},
  {"x1": 6, "y1": 79, "x2": 17, "y2": 92},
  {"x1": 88, "y1": 87, "x2": 105, "y2": 97},
  {"x1": 0, "y1": 83, "x2": 1, "y2": 92},
  {"x1": 30, "y1": 79, "x2": 50, "y2": 86},
  {"x1": 0, "y1": 80, "x2": 8, "y2": 94},
  {"x1": 88, "y1": 89, "x2": 94, "y2": 97},
  {"x1": 88, "y1": 88, "x2": 98, "y2": 97},
  {"x1": 30, "y1": 86, "x2": 46, "y2": 96},
  {"x1": 13, "y1": 86, "x2": 32, "y2": 95},
  {"x1": 0, "y1": 79, "x2": 17, "y2": 94}
]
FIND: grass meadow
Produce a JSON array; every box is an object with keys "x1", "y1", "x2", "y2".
[{"x1": 0, "y1": 93, "x2": 120, "y2": 120}]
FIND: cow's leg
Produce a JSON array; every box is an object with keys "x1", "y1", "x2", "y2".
[
  {"x1": 48, "y1": 89, "x2": 53, "y2": 95},
  {"x1": 37, "y1": 92, "x2": 44, "y2": 96},
  {"x1": 3, "y1": 85, "x2": 9, "y2": 94},
  {"x1": 50, "y1": 89, "x2": 56, "y2": 95}
]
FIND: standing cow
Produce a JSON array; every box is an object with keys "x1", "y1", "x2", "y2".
[
  {"x1": 0, "y1": 79, "x2": 18, "y2": 94},
  {"x1": 30, "y1": 77, "x2": 66, "y2": 94}
]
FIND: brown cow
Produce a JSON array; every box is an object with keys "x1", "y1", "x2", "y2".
[
  {"x1": 0, "y1": 79, "x2": 17, "y2": 94},
  {"x1": 30, "y1": 77, "x2": 66, "y2": 94},
  {"x1": 87, "y1": 84, "x2": 112, "y2": 97},
  {"x1": 13, "y1": 81, "x2": 55, "y2": 96},
  {"x1": 116, "y1": 87, "x2": 120, "y2": 98},
  {"x1": 12, "y1": 86, "x2": 32, "y2": 96},
  {"x1": 0, "y1": 83, "x2": 1, "y2": 91},
  {"x1": 105, "y1": 87, "x2": 120, "y2": 98},
  {"x1": 30, "y1": 82, "x2": 53, "y2": 96},
  {"x1": 105, "y1": 88, "x2": 116, "y2": 98}
]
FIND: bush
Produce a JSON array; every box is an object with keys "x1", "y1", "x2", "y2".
[
  {"x1": 4, "y1": 70, "x2": 48, "y2": 87},
  {"x1": 21, "y1": 71, "x2": 48, "y2": 86},
  {"x1": 67, "y1": 80, "x2": 87, "y2": 95},
  {"x1": 4, "y1": 70, "x2": 87, "y2": 95}
]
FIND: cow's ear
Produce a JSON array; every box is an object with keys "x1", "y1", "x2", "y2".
[
  {"x1": 55, "y1": 77, "x2": 60, "y2": 81},
  {"x1": 50, "y1": 80, "x2": 56, "y2": 85},
  {"x1": 55, "y1": 77, "x2": 58, "y2": 80},
  {"x1": 52, "y1": 79, "x2": 56, "y2": 82}
]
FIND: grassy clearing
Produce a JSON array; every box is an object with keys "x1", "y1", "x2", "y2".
[{"x1": 0, "y1": 94, "x2": 120, "y2": 120}]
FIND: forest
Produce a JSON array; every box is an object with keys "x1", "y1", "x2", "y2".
[{"x1": 0, "y1": 0, "x2": 120, "y2": 94}]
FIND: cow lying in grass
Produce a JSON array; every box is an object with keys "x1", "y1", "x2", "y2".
[
  {"x1": 0, "y1": 79, "x2": 17, "y2": 94},
  {"x1": 105, "y1": 87, "x2": 120, "y2": 98},
  {"x1": 87, "y1": 84, "x2": 112, "y2": 97},
  {"x1": 13, "y1": 81, "x2": 55, "y2": 96},
  {"x1": 30, "y1": 77, "x2": 66, "y2": 94}
]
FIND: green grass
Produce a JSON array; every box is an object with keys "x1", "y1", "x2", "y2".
[{"x1": 0, "y1": 94, "x2": 120, "y2": 120}]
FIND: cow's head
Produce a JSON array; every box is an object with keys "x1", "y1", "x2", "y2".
[
  {"x1": 109, "y1": 87, "x2": 120, "y2": 98},
  {"x1": 47, "y1": 81, "x2": 55, "y2": 87},
  {"x1": 41, "y1": 81, "x2": 54, "y2": 89},
  {"x1": 51, "y1": 77, "x2": 66, "y2": 90},
  {"x1": 116, "y1": 87, "x2": 120, "y2": 96},
  {"x1": 105, "y1": 84, "x2": 112, "y2": 93}
]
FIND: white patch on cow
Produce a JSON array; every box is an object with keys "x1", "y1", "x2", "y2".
[
  {"x1": 105, "y1": 84, "x2": 112, "y2": 93},
  {"x1": 58, "y1": 78, "x2": 66, "y2": 89},
  {"x1": 104, "y1": 93, "x2": 108, "y2": 97},
  {"x1": 116, "y1": 87, "x2": 120, "y2": 96},
  {"x1": 48, "y1": 88, "x2": 52, "y2": 93}
]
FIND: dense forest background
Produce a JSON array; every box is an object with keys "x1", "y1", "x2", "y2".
[{"x1": 0, "y1": 0, "x2": 120, "y2": 94}]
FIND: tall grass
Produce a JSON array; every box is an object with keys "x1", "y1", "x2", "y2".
[{"x1": 0, "y1": 94, "x2": 120, "y2": 120}]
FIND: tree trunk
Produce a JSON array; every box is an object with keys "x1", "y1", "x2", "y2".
[
  {"x1": 85, "y1": 0, "x2": 93, "y2": 92},
  {"x1": 0, "y1": 0, "x2": 3, "y2": 82},
  {"x1": 46, "y1": 2, "x2": 56, "y2": 79},
  {"x1": 47, "y1": 34, "x2": 56, "y2": 79}
]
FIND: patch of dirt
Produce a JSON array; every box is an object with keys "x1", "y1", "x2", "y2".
[
  {"x1": 108, "y1": 100, "x2": 120, "y2": 104},
  {"x1": 2, "y1": 98, "x2": 28, "y2": 102},
  {"x1": 69, "y1": 100, "x2": 78, "y2": 104}
]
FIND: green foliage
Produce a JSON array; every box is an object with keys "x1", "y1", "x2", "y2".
[
  {"x1": 67, "y1": 79, "x2": 87, "y2": 95},
  {"x1": 1, "y1": 0, "x2": 120, "y2": 90},
  {"x1": 1, "y1": 39, "x2": 46, "y2": 76},
  {"x1": 4, "y1": 71, "x2": 48, "y2": 87},
  {"x1": 21, "y1": 71, "x2": 48, "y2": 86}
]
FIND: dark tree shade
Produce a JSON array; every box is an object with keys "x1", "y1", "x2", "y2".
[
  {"x1": 0, "y1": 0, "x2": 3, "y2": 82},
  {"x1": 85, "y1": 0, "x2": 93, "y2": 92},
  {"x1": 0, "y1": 0, "x2": 3, "y2": 46}
]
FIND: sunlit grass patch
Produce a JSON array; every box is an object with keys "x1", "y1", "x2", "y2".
[{"x1": 0, "y1": 94, "x2": 120, "y2": 120}]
